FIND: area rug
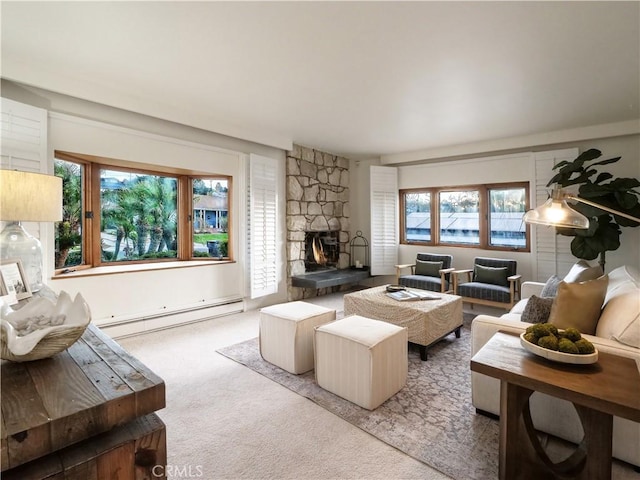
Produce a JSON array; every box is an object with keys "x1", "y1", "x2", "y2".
[{"x1": 217, "y1": 314, "x2": 499, "y2": 480}]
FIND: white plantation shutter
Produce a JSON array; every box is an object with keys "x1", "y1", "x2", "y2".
[
  {"x1": 0, "y1": 98, "x2": 52, "y2": 274},
  {"x1": 248, "y1": 154, "x2": 279, "y2": 298},
  {"x1": 1, "y1": 98, "x2": 48, "y2": 174},
  {"x1": 370, "y1": 165, "x2": 398, "y2": 275},
  {"x1": 531, "y1": 148, "x2": 579, "y2": 281}
]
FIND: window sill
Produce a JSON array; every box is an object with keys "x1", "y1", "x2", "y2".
[{"x1": 51, "y1": 260, "x2": 234, "y2": 280}]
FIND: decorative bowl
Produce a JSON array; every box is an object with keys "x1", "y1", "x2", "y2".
[
  {"x1": 386, "y1": 284, "x2": 406, "y2": 293},
  {"x1": 520, "y1": 333, "x2": 598, "y2": 365},
  {"x1": 1, "y1": 291, "x2": 91, "y2": 362}
]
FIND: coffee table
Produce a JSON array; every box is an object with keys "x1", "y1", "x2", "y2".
[
  {"x1": 343, "y1": 285, "x2": 463, "y2": 360},
  {"x1": 471, "y1": 331, "x2": 640, "y2": 480}
]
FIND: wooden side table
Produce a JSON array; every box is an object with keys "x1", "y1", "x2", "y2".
[
  {"x1": 471, "y1": 331, "x2": 640, "y2": 480},
  {"x1": 1, "y1": 323, "x2": 166, "y2": 479}
]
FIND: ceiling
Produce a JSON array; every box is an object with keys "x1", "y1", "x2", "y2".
[{"x1": 2, "y1": 1, "x2": 639, "y2": 160}]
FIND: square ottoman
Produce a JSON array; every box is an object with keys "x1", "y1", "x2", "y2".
[
  {"x1": 259, "y1": 301, "x2": 336, "y2": 374},
  {"x1": 314, "y1": 315, "x2": 408, "y2": 410}
]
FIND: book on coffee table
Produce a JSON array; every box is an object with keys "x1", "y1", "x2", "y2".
[{"x1": 386, "y1": 289, "x2": 439, "y2": 301}]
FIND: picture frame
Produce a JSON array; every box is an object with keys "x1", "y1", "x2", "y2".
[{"x1": 0, "y1": 259, "x2": 32, "y2": 301}]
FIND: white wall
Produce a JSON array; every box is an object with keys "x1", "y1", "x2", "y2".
[{"x1": 2, "y1": 81, "x2": 290, "y2": 331}]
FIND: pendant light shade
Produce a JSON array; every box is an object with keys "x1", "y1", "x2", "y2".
[{"x1": 523, "y1": 190, "x2": 590, "y2": 229}]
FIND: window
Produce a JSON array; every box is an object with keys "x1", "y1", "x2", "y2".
[
  {"x1": 100, "y1": 168, "x2": 178, "y2": 262},
  {"x1": 54, "y1": 158, "x2": 84, "y2": 269},
  {"x1": 54, "y1": 151, "x2": 232, "y2": 271},
  {"x1": 400, "y1": 182, "x2": 529, "y2": 251},
  {"x1": 403, "y1": 191, "x2": 431, "y2": 242},
  {"x1": 192, "y1": 178, "x2": 229, "y2": 259},
  {"x1": 488, "y1": 187, "x2": 527, "y2": 248},
  {"x1": 439, "y1": 190, "x2": 480, "y2": 245}
]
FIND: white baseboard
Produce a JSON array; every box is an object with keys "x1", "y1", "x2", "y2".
[{"x1": 96, "y1": 298, "x2": 244, "y2": 338}]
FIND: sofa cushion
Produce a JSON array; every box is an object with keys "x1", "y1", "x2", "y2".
[
  {"x1": 473, "y1": 265, "x2": 508, "y2": 287},
  {"x1": 510, "y1": 298, "x2": 529, "y2": 315},
  {"x1": 415, "y1": 260, "x2": 443, "y2": 277},
  {"x1": 521, "y1": 295, "x2": 554, "y2": 324},
  {"x1": 548, "y1": 275, "x2": 608, "y2": 335},
  {"x1": 563, "y1": 260, "x2": 603, "y2": 283}
]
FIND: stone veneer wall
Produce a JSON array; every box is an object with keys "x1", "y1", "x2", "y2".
[{"x1": 287, "y1": 144, "x2": 350, "y2": 300}]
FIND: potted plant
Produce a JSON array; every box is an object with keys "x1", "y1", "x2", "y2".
[{"x1": 547, "y1": 149, "x2": 640, "y2": 268}]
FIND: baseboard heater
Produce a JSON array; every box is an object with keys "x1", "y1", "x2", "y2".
[{"x1": 94, "y1": 297, "x2": 245, "y2": 339}]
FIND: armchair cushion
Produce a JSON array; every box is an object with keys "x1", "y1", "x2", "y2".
[
  {"x1": 415, "y1": 260, "x2": 443, "y2": 277},
  {"x1": 457, "y1": 282, "x2": 512, "y2": 304},
  {"x1": 473, "y1": 265, "x2": 509, "y2": 287}
]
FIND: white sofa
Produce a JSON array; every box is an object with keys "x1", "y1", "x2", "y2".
[{"x1": 471, "y1": 265, "x2": 640, "y2": 467}]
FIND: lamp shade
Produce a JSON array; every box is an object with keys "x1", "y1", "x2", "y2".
[
  {"x1": 523, "y1": 189, "x2": 589, "y2": 229},
  {"x1": 0, "y1": 170, "x2": 63, "y2": 222}
]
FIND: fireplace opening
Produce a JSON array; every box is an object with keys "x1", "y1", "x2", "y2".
[{"x1": 304, "y1": 231, "x2": 339, "y2": 272}]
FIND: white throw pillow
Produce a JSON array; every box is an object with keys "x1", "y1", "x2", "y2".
[
  {"x1": 563, "y1": 260, "x2": 603, "y2": 283},
  {"x1": 603, "y1": 265, "x2": 640, "y2": 305}
]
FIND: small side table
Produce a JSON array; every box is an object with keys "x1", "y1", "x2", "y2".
[{"x1": 471, "y1": 331, "x2": 640, "y2": 480}]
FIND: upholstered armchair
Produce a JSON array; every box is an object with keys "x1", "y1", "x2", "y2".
[
  {"x1": 452, "y1": 257, "x2": 521, "y2": 309},
  {"x1": 395, "y1": 253, "x2": 454, "y2": 293}
]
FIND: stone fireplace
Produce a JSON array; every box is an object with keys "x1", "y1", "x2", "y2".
[{"x1": 286, "y1": 144, "x2": 350, "y2": 300}]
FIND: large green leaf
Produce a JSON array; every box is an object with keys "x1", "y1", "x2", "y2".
[
  {"x1": 593, "y1": 172, "x2": 613, "y2": 184},
  {"x1": 570, "y1": 237, "x2": 601, "y2": 260},
  {"x1": 615, "y1": 191, "x2": 639, "y2": 209},
  {"x1": 556, "y1": 148, "x2": 601, "y2": 173},
  {"x1": 570, "y1": 216, "x2": 621, "y2": 260},
  {"x1": 590, "y1": 156, "x2": 621, "y2": 167},
  {"x1": 609, "y1": 177, "x2": 640, "y2": 190}
]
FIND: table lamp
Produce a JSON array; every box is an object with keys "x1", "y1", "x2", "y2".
[{"x1": 0, "y1": 170, "x2": 63, "y2": 292}]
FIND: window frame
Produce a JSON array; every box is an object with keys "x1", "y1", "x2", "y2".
[
  {"x1": 54, "y1": 151, "x2": 233, "y2": 274},
  {"x1": 399, "y1": 182, "x2": 530, "y2": 252}
]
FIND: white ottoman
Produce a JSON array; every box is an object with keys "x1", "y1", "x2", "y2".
[
  {"x1": 314, "y1": 315, "x2": 408, "y2": 410},
  {"x1": 259, "y1": 301, "x2": 336, "y2": 374}
]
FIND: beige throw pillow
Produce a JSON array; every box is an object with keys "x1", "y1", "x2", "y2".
[{"x1": 548, "y1": 275, "x2": 608, "y2": 335}]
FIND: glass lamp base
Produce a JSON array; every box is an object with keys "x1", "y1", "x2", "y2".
[{"x1": 0, "y1": 222, "x2": 43, "y2": 292}]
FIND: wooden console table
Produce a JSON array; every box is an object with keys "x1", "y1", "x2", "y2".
[
  {"x1": 471, "y1": 331, "x2": 640, "y2": 480},
  {"x1": 1, "y1": 323, "x2": 166, "y2": 479}
]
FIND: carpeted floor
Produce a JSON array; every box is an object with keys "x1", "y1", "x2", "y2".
[{"x1": 218, "y1": 314, "x2": 500, "y2": 480}]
